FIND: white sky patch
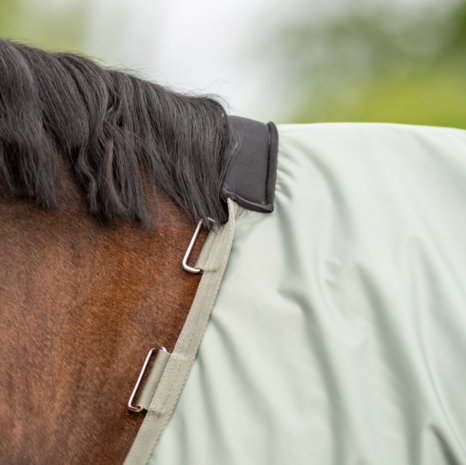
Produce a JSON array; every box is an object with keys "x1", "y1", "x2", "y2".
[{"x1": 85, "y1": 0, "x2": 309, "y2": 122}]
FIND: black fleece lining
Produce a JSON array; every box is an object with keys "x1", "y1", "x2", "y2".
[{"x1": 222, "y1": 116, "x2": 279, "y2": 213}]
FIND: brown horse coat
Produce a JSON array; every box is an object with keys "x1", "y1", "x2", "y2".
[{"x1": 0, "y1": 160, "x2": 206, "y2": 464}]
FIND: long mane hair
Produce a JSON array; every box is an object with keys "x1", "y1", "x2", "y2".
[{"x1": 0, "y1": 38, "x2": 236, "y2": 229}]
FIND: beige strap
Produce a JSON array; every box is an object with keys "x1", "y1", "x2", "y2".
[
  {"x1": 124, "y1": 199, "x2": 241, "y2": 465},
  {"x1": 193, "y1": 224, "x2": 218, "y2": 271},
  {"x1": 136, "y1": 350, "x2": 171, "y2": 411}
]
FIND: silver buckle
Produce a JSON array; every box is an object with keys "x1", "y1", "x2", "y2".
[
  {"x1": 128, "y1": 345, "x2": 167, "y2": 413},
  {"x1": 182, "y1": 218, "x2": 215, "y2": 273}
]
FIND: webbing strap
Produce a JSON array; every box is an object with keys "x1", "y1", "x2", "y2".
[
  {"x1": 124, "y1": 199, "x2": 241, "y2": 465},
  {"x1": 136, "y1": 350, "x2": 171, "y2": 411}
]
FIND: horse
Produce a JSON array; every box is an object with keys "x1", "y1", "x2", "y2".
[
  {"x1": 0, "y1": 37, "x2": 238, "y2": 464},
  {"x1": 4, "y1": 36, "x2": 466, "y2": 465}
]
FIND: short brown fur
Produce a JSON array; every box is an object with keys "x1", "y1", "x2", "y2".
[{"x1": 0, "y1": 160, "x2": 206, "y2": 464}]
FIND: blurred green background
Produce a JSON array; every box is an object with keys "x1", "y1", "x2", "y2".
[
  {"x1": 274, "y1": 0, "x2": 466, "y2": 127},
  {"x1": 0, "y1": 0, "x2": 88, "y2": 52},
  {"x1": 1, "y1": 0, "x2": 466, "y2": 128}
]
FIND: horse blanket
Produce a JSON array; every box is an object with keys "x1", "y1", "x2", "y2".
[{"x1": 126, "y1": 121, "x2": 466, "y2": 465}]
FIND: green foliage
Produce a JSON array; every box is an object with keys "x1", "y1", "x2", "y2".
[
  {"x1": 0, "y1": 0, "x2": 89, "y2": 52},
  {"x1": 276, "y1": 0, "x2": 466, "y2": 128},
  {"x1": 297, "y1": 61, "x2": 466, "y2": 128}
]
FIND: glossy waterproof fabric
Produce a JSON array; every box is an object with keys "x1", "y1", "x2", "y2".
[{"x1": 148, "y1": 123, "x2": 466, "y2": 465}]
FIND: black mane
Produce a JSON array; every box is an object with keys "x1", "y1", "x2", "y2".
[{"x1": 0, "y1": 37, "x2": 236, "y2": 229}]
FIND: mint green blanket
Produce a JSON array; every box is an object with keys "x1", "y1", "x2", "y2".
[{"x1": 146, "y1": 123, "x2": 466, "y2": 465}]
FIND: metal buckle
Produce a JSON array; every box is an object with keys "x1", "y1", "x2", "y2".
[
  {"x1": 128, "y1": 345, "x2": 167, "y2": 413},
  {"x1": 182, "y1": 218, "x2": 215, "y2": 273}
]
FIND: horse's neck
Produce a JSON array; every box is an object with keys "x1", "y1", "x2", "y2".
[{"x1": 0, "y1": 164, "x2": 205, "y2": 464}]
